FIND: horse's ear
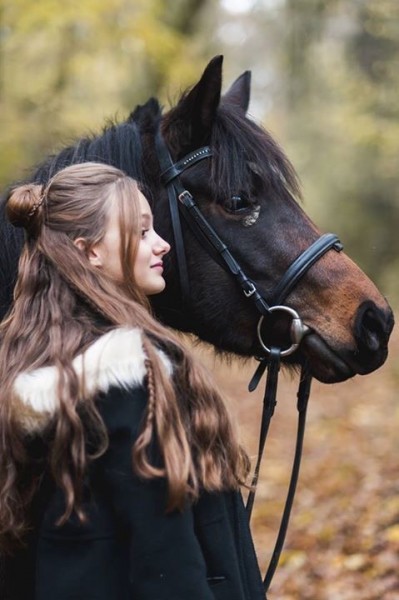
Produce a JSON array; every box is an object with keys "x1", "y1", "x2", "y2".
[
  {"x1": 222, "y1": 71, "x2": 251, "y2": 114},
  {"x1": 167, "y1": 55, "x2": 223, "y2": 148}
]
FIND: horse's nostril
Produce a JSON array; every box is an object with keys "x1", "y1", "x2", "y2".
[
  {"x1": 355, "y1": 302, "x2": 391, "y2": 356},
  {"x1": 361, "y1": 310, "x2": 382, "y2": 351},
  {"x1": 349, "y1": 301, "x2": 394, "y2": 374},
  {"x1": 363, "y1": 329, "x2": 380, "y2": 352}
]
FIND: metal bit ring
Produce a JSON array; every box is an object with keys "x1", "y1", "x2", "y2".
[{"x1": 256, "y1": 305, "x2": 309, "y2": 357}]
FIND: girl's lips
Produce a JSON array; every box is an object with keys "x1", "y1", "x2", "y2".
[{"x1": 151, "y1": 263, "x2": 163, "y2": 270}]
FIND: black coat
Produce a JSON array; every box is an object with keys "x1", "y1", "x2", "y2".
[{"x1": 4, "y1": 328, "x2": 266, "y2": 600}]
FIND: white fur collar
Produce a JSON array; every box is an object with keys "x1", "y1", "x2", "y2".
[{"x1": 12, "y1": 327, "x2": 171, "y2": 434}]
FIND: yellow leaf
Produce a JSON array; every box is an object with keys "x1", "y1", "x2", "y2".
[
  {"x1": 384, "y1": 524, "x2": 399, "y2": 543},
  {"x1": 343, "y1": 554, "x2": 368, "y2": 571}
]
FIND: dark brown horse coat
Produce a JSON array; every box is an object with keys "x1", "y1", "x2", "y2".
[{"x1": 4, "y1": 328, "x2": 265, "y2": 599}]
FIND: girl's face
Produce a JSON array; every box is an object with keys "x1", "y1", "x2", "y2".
[
  {"x1": 88, "y1": 191, "x2": 170, "y2": 296},
  {"x1": 133, "y1": 193, "x2": 170, "y2": 295}
]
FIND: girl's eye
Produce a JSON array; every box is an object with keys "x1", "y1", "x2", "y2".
[
  {"x1": 225, "y1": 195, "x2": 251, "y2": 214},
  {"x1": 141, "y1": 229, "x2": 149, "y2": 238}
]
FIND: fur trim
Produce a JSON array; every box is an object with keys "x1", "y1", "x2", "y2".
[{"x1": 12, "y1": 328, "x2": 172, "y2": 434}]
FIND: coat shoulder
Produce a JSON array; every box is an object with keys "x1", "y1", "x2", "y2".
[{"x1": 12, "y1": 327, "x2": 172, "y2": 434}]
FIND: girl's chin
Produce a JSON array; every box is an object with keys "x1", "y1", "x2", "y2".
[{"x1": 144, "y1": 278, "x2": 166, "y2": 296}]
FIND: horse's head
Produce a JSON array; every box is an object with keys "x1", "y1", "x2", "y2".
[{"x1": 150, "y1": 56, "x2": 394, "y2": 383}]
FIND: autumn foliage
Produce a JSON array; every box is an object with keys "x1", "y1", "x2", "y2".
[{"x1": 196, "y1": 320, "x2": 399, "y2": 599}]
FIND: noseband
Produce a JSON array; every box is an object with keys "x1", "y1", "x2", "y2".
[{"x1": 155, "y1": 132, "x2": 343, "y2": 594}]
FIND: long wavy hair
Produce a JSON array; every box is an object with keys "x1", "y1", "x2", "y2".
[{"x1": 0, "y1": 162, "x2": 249, "y2": 553}]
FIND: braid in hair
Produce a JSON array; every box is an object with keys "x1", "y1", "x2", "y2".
[
  {"x1": 132, "y1": 334, "x2": 199, "y2": 510},
  {"x1": 132, "y1": 338, "x2": 163, "y2": 478}
]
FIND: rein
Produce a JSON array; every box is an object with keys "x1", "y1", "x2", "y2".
[{"x1": 155, "y1": 131, "x2": 343, "y2": 594}]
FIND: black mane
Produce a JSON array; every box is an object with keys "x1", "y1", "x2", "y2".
[
  {"x1": 209, "y1": 104, "x2": 301, "y2": 203},
  {"x1": 22, "y1": 93, "x2": 299, "y2": 209},
  {"x1": 31, "y1": 120, "x2": 146, "y2": 187}
]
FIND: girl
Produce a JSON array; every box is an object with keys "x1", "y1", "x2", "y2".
[{"x1": 0, "y1": 162, "x2": 265, "y2": 599}]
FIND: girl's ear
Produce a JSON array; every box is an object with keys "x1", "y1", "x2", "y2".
[{"x1": 74, "y1": 238, "x2": 103, "y2": 268}]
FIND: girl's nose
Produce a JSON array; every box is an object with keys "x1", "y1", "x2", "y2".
[{"x1": 155, "y1": 234, "x2": 170, "y2": 255}]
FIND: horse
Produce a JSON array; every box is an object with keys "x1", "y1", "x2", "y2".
[{"x1": 1, "y1": 55, "x2": 393, "y2": 384}]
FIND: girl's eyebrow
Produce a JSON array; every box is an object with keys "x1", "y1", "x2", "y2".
[{"x1": 141, "y1": 213, "x2": 152, "y2": 226}]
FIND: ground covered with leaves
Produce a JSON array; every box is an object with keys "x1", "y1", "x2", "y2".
[{"x1": 196, "y1": 322, "x2": 399, "y2": 599}]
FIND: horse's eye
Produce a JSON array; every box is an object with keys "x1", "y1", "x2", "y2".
[{"x1": 225, "y1": 195, "x2": 251, "y2": 214}]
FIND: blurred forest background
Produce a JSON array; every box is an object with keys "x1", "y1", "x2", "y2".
[{"x1": 1, "y1": 0, "x2": 398, "y2": 598}]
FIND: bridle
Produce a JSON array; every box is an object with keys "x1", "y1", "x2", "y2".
[{"x1": 155, "y1": 131, "x2": 343, "y2": 594}]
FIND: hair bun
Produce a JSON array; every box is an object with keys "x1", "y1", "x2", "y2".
[{"x1": 6, "y1": 183, "x2": 45, "y2": 229}]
